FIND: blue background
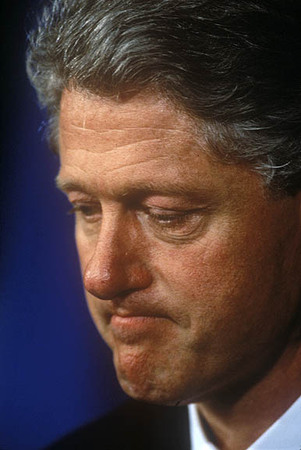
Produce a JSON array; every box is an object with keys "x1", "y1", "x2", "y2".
[{"x1": 1, "y1": 1, "x2": 126, "y2": 448}]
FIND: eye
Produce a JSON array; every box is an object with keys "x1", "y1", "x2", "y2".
[
  {"x1": 68, "y1": 202, "x2": 101, "y2": 223},
  {"x1": 142, "y1": 207, "x2": 206, "y2": 240}
]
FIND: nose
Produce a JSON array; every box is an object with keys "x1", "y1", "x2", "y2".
[{"x1": 82, "y1": 219, "x2": 153, "y2": 300}]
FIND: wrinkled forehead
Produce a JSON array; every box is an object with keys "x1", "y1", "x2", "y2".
[
  {"x1": 59, "y1": 88, "x2": 200, "y2": 139},
  {"x1": 58, "y1": 88, "x2": 215, "y2": 191}
]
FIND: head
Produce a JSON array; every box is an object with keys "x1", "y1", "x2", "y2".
[
  {"x1": 27, "y1": 0, "x2": 301, "y2": 194},
  {"x1": 27, "y1": 0, "x2": 301, "y2": 405}
]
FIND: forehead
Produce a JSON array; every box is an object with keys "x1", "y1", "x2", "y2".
[
  {"x1": 60, "y1": 88, "x2": 197, "y2": 136},
  {"x1": 59, "y1": 89, "x2": 203, "y2": 167},
  {"x1": 58, "y1": 89, "x2": 215, "y2": 188},
  {"x1": 58, "y1": 88, "x2": 265, "y2": 203}
]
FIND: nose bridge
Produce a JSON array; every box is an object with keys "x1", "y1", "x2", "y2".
[{"x1": 83, "y1": 212, "x2": 151, "y2": 299}]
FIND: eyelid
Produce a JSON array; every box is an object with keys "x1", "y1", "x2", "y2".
[
  {"x1": 144, "y1": 205, "x2": 208, "y2": 216},
  {"x1": 138, "y1": 206, "x2": 208, "y2": 241},
  {"x1": 146, "y1": 209, "x2": 203, "y2": 222},
  {"x1": 67, "y1": 199, "x2": 98, "y2": 210},
  {"x1": 66, "y1": 190, "x2": 98, "y2": 202}
]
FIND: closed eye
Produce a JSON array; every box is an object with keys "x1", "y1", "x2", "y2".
[{"x1": 141, "y1": 207, "x2": 207, "y2": 240}]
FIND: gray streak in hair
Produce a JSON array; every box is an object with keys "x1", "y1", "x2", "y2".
[{"x1": 26, "y1": 0, "x2": 301, "y2": 194}]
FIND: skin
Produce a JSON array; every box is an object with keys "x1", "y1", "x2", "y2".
[{"x1": 58, "y1": 88, "x2": 301, "y2": 449}]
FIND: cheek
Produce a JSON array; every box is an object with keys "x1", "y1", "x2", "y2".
[
  {"x1": 154, "y1": 231, "x2": 279, "y2": 337},
  {"x1": 158, "y1": 236, "x2": 251, "y2": 299}
]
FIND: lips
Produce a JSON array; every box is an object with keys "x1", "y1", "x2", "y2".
[
  {"x1": 105, "y1": 301, "x2": 171, "y2": 323},
  {"x1": 110, "y1": 312, "x2": 169, "y2": 343}
]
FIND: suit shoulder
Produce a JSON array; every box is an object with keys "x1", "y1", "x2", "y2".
[{"x1": 46, "y1": 400, "x2": 190, "y2": 450}]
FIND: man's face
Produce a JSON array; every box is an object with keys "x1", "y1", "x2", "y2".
[{"x1": 58, "y1": 89, "x2": 301, "y2": 405}]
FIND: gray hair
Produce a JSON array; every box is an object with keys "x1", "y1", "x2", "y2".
[{"x1": 26, "y1": 0, "x2": 301, "y2": 194}]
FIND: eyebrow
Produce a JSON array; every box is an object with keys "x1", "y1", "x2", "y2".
[
  {"x1": 55, "y1": 176, "x2": 90, "y2": 193},
  {"x1": 55, "y1": 175, "x2": 213, "y2": 201}
]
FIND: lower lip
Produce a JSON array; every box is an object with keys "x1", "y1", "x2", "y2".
[{"x1": 110, "y1": 315, "x2": 165, "y2": 341}]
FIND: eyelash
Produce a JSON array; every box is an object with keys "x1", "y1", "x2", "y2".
[{"x1": 147, "y1": 208, "x2": 194, "y2": 222}]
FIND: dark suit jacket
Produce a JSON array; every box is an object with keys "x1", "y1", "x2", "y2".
[{"x1": 47, "y1": 400, "x2": 191, "y2": 449}]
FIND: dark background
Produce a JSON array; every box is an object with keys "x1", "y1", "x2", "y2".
[{"x1": 1, "y1": 1, "x2": 126, "y2": 448}]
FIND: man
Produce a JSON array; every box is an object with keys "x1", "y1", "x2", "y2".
[{"x1": 26, "y1": 0, "x2": 301, "y2": 448}]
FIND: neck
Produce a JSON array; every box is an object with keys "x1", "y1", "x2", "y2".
[{"x1": 196, "y1": 341, "x2": 301, "y2": 450}]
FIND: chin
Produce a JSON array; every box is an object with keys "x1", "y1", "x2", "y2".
[
  {"x1": 118, "y1": 376, "x2": 187, "y2": 406},
  {"x1": 114, "y1": 358, "x2": 199, "y2": 407}
]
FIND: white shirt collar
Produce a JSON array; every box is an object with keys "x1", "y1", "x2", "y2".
[
  {"x1": 188, "y1": 395, "x2": 301, "y2": 450},
  {"x1": 188, "y1": 402, "x2": 217, "y2": 450}
]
